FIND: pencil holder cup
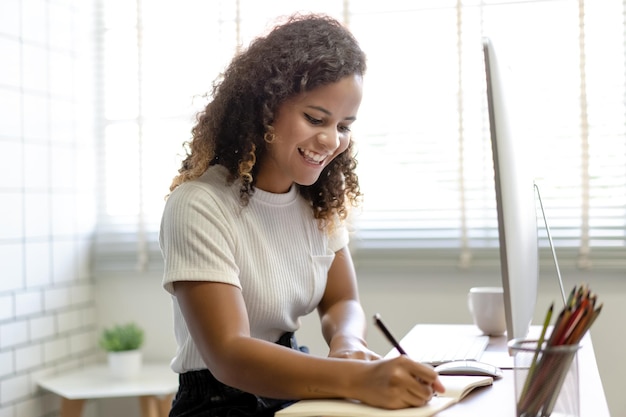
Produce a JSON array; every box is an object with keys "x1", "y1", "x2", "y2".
[{"x1": 509, "y1": 339, "x2": 580, "y2": 417}]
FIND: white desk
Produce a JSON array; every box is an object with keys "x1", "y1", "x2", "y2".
[
  {"x1": 37, "y1": 363, "x2": 178, "y2": 417},
  {"x1": 398, "y1": 324, "x2": 610, "y2": 416}
]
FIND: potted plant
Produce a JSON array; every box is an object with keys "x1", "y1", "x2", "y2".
[{"x1": 99, "y1": 322, "x2": 145, "y2": 378}]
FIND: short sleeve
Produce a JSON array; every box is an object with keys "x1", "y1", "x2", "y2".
[
  {"x1": 159, "y1": 183, "x2": 241, "y2": 295},
  {"x1": 328, "y1": 222, "x2": 349, "y2": 253}
]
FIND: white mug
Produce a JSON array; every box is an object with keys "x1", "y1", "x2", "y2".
[{"x1": 467, "y1": 286, "x2": 506, "y2": 336}]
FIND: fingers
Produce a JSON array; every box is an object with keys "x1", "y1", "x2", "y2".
[
  {"x1": 403, "y1": 378, "x2": 435, "y2": 407},
  {"x1": 387, "y1": 356, "x2": 445, "y2": 407},
  {"x1": 432, "y1": 377, "x2": 446, "y2": 394},
  {"x1": 413, "y1": 362, "x2": 445, "y2": 393},
  {"x1": 346, "y1": 354, "x2": 445, "y2": 410},
  {"x1": 329, "y1": 348, "x2": 382, "y2": 361}
]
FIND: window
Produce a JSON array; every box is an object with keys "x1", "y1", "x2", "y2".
[
  {"x1": 348, "y1": 0, "x2": 626, "y2": 270},
  {"x1": 94, "y1": 0, "x2": 626, "y2": 274}
]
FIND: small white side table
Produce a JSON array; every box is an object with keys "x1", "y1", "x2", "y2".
[{"x1": 37, "y1": 363, "x2": 178, "y2": 417}]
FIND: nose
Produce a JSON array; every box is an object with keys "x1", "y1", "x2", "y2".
[{"x1": 317, "y1": 129, "x2": 340, "y2": 151}]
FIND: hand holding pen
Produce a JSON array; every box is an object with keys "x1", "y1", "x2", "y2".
[{"x1": 373, "y1": 313, "x2": 446, "y2": 400}]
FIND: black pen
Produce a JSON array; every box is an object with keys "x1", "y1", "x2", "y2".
[{"x1": 373, "y1": 313, "x2": 407, "y2": 355}]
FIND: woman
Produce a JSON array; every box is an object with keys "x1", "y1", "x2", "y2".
[{"x1": 160, "y1": 13, "x2": 444, "y2": 416}]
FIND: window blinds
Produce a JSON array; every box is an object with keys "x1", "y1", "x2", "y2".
[
  {"x1": 349, "y1": 0, "x2": 626, "y2": 270},
  {"x1": 94, "y1": 0, "x2": 626, "y2": 274}
]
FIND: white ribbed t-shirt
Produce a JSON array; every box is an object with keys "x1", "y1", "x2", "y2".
[{"x1": 160, "y1": 165, "x2": 349, "y2": 373}]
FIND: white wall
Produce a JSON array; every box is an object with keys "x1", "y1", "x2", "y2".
[
  {"x1": 0, "y1": 2, "x2": 99, "y2": 417},
  {"x1": 96, "y1": 266, "x2": 625, "y2": 417}
]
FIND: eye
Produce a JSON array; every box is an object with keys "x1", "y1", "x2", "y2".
[
  {"x1": 304, "y1": 113, "x2": 323, "y2": 125},
  {"x1": 338, "y1": 125, "x2": 352, "y2": 134}
]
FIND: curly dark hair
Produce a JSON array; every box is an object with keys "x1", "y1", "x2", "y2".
[{"x1": 170, "y1": 13, "x2": 367, "y2": 230}]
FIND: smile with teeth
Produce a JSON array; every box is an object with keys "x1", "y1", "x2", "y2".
[{"x1": 299, "y1": 148, "x2": 329, "y2": 165}]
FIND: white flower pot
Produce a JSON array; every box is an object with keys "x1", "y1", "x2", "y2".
[{"x1": 107, "y1": 350, "x2": 142, "y2": 379}]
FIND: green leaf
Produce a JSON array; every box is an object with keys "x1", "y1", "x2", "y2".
[{"x1": 99, "y1": 322, "x2": 145, "y2": 352}]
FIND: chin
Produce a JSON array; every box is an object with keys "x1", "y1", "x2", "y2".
[
  {"x1": 295, "y1": 180, "x2": 317, "y2": 187},
  {"x1": 295, "y1": 175, "x2": 321, "y2": 187},
  {"x1": 293, "y1": 165, "x2": 328, "y2": 187}
]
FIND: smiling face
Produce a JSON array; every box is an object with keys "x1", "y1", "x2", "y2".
[{"x1": 255, "y1": 74, "x2": 364, "y2": 193}]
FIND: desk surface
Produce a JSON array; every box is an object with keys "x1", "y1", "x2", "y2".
[
  {"x1": 399, "y1": 324, "x2": 610, "y2": 417},
  {"x1": 38, "y1": 328, "x2": 609, "y2": 416},
  {"x1": 37, "y1": 363, "x2": 179, "y2": 400}
]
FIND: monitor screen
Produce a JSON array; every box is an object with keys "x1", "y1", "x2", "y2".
[{"x1": 483, "y1": 37, "x2": 539, "y2": 342}]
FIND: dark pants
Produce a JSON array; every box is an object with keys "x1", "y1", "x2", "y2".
[{"x1": 169, "y1": 333, "x2": 306, "y2": 417}]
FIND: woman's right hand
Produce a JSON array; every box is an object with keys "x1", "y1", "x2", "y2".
[{"x1": 350, "y1": 355, "x2": 446, "y2": 409}]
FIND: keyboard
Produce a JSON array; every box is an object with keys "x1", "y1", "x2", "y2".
[{"x1": 387, "y1": 334, "x2": 490, "y2": 366}]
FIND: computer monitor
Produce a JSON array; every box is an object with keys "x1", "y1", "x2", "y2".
[{"x1": 483, "y1": 37, "x2": 539, "y2": 342}]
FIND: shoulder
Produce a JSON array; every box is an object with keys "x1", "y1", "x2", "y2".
[
  {"x1": 162, "y1": 166, "x2": 243, "y2": 227},
  {"x1": 328, "y1": 219, "x2": 350, "y2": 252},
  {"x1": 167, "y1": 166, "x2": 237, "y2": 206}
]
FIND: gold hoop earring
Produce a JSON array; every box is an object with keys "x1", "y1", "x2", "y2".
[
  {"x1": 264, "y1": 128, "x2": 276, "y2": 144},
  {"x1": 264, "y1": 132, "x2": 275, "y2": 144}
]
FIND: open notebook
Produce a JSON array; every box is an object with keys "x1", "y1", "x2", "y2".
[{"x1": 276, "y1": 375, "x2": 493, "y2": 417}]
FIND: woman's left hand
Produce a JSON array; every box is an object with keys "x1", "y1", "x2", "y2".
[{"x1": 328, "y1": 335, "x2": 381, "y2": 360}]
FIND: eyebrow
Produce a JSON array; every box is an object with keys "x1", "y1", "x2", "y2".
[{"x1": 306, "y1": 105, "x2": 357, "y2": 121}]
